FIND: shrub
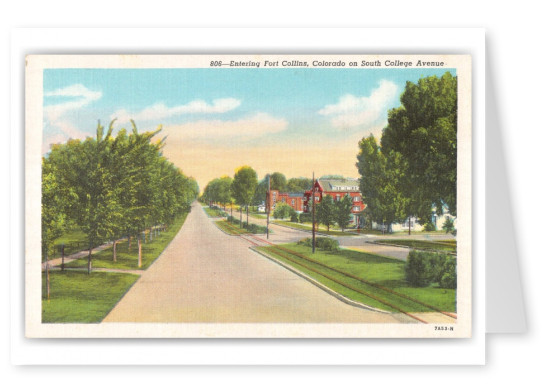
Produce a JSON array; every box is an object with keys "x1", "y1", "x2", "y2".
[
  {"x1": 297, "y1": 237, "x2": 339, "y2": 252},
  {"x1": 442, "y1": 216, "x2": 457, "y2": 236},
  {"x1": 423, "y1": 221, "x2": 436, "y2": 231},
  {"x1": 290, "y1": 209, "x2": 299, "y2": 222},
  {"x1": 405, "y1": 250, "x2": 457, "y2": 288},
  {"x1": 316, "y1": 237, "x2": 339, "y2": 251},
  {"x1": 299, "y1": 212, "x2": 312, "y2": 223},
  {"x1": 273, "y1": 202, "x2": 294, "y2": 219},
  {"x1": 405, "y1": 251, "x2": 432, "y2": 287}
]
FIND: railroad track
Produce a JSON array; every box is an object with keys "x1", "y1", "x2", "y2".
[{"x1": 218, "y1": 219, "x2": 457, "y2": 324}]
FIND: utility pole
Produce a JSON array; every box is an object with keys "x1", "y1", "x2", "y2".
[
  {"x1": 312, "y1": 172, "x2": 316, "y2": 254},
  {"x1": 267, "y1": 174, "x2": 270, "y2": 239}
]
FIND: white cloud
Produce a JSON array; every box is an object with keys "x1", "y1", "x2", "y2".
[
  {"x1": 165, "y1": 112, "x2": 288, "y2": 140},
  {"x1": 111, "y1": 98, "x2": 241, "y2": 124},
  {"x1": 318, "y1": 79, "x2": 399, "y2": 129},
  {"x1": 43, "y1": 84, "x2": 101, "y2": 153},
  {"x1": 44, "y1": 84, "x2": 102, "y2": 121}
]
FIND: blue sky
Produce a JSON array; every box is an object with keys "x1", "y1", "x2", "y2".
[{"x1": 43, "y1": 67, "x2": 455, "y2": 188}]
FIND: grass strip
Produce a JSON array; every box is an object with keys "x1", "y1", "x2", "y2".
[
  {"x1": 215, "y1": 220, "x2": 247, "y2": 235},
  {"x1": 42, "y1": 270, "x2": 139, "y2": 323},
  {"x1": 274, "y1": 221, "x2": 357, "y2": 236},
  {"x1": 203, "y1": 207, "x2": 228, "y2": 218},
  {"x1": 374, "y1": 239, "x2": 456, "y2": 252}
]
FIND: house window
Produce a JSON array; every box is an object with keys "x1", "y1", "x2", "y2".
[
  {"x1": 292, "y1": 199, "x2": 295, "y2": 205},
  {"x1": 353, "y1": 206, "x2": 360, "y2": 212},
  {"x1": 336, "y1": 195, "x2": 341, "y2": 201},
  {"x1": 282, "y1": 197, "x2": 286, "y2": 202},
  {"x1": 354, "y1": 196, "x2": 361, "y2": 202},
  {"x1": 315, "y1": 196, "x2": 320, "y2": 201}
]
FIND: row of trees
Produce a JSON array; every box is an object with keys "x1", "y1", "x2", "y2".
[
  {"x1": 356, "y1": 72, "x2": 457, "y2": 232},
  {"x1": 42, "y1": 120, "x2": 199, "y2": 272},
  {"x1": 201, "y1": 166, "x2": 258, "y2": 227}
]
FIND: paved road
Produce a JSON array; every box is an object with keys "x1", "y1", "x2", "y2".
[
  {"x1": 241, "y1": 213, "x2": 413, "y2": 261},
  {"x1": 103, "y1": 201, "x2": 413, "y2": 323}
]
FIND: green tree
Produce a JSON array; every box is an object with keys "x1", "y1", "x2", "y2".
[
  {"x1": 334, "y1": 195, "x2": 353, "y2": 232},
  {"x1": 273, "y1": 202, "x2": 294, "y2": 219},
  {"x1": 381, "y1": 72, "x2": 457, "y2": 219},
  {"x1": 270, "y1": 172, "x2": 287, "y2": 191},
  {"x1": 317, "y1": 194, "x2": 335, "y2": 232},
  {"x1": 286, "y1": 177, "x2": 311, "y2": 193},
  {"x1": 42, "y1": 156, "x2": 77, "y2": 299},
  {"x1": 230, "y1": 166, "x2": 258, "y2": 227},
  {"x1": 357, "y1": 135, "x2": 408, "y2": 233},
  {"x1": 217, "y1": 176, "x2": 233, "y2": 210}
]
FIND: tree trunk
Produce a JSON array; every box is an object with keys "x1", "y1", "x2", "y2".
[
  {"x1": 128, "y1": 235, "x2": 132, "y2": 251},
  {"x1": 87, "y1": 245, "x2": 92, "y2": 274},
  {"x1": 113, "y1": 240, "x2": 117, "y2": 263},
  {"x1": 138, "y1": 236, "x2": 142, "y2": 268},
  {"x1": 45, "y1": 253, "x2": 50, "y2": 301},
  {"x1": 240, "y1": 207, "x2": 242, "y2": 228},
  {"x1": 409, "y1": 217, "x2": 411, "y2": 235},
  {"x1": 150, "y1": 227, "x2": 153, "y2": 242},
  {"x1": 246, "y1": 205, "x2": 249, "y2": 226}
]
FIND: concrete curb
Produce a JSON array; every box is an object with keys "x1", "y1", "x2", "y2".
[{"x1": 250, "y1": 247, "x2": 390, "y2": 314}]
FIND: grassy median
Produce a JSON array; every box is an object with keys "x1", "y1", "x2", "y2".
[
  {"x1": 256, "y1": 243, "x2": 456, "y2": 313},
  {"x1": 374, "y1": 239, "x2": 456, "y2": 253},
  {"x1": 274, "y1": 221, "x2": 357, "y2": 236}
]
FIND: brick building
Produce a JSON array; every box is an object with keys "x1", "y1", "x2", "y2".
[
  {"x1": 267, "y1": 190, "x2": 304, "y2": 212},
  {"x1": 303, "y1": 178, "x2": 366, "y2": 226}
]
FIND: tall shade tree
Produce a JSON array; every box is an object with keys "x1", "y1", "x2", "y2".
[
  {"x1": 230, "y1": 166, "x2": 258, "y2": 227},
  {"x1": 253, "y1": 172, "x2": 286, "y2": 205},
  {"x1": 270, "y1": 172, "x2": 287, "y2": 191},
  {"x1": 357, "y1": 135, "x2": 408, "y2": 233},
  {"x1": 217, "y1": 176, "x2": 233, "y2": 210},
  {"x1": 317, "y1": 194, "x2": 335, "y2": 232},
  {"x1": 48, "y1": 121, "x2": 123, "y2": 273},
  {"x1": 41, "y1": 156, "x2": 77, "y2": 299},
  {"x1": 380, "y1": 72, "x2": 457, "y2": 219},
  {"x1": 334, "y1": 195, "x2": 354, "y2": 232},
  {"x1": 286, "y1": 177, "x2": 311, "y2": 193}
]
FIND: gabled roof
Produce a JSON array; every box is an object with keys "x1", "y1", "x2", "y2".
[{"x1": 318, "y1": 178, "x2": 360, "y2": 192}]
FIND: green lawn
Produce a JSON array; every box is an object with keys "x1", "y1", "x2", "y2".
[
  {"x1": 215, "y1": 220, "x2": 247, "y2": 235},
  {"x1": 250, "y1": 212, "x2": 269, "y2": 219},
  {"x1": 374, "y1": 239, "x2": 456, "y2": 253},
  {"x1": 274, "y1": 220, "x2": 357, "y2": 236},
  {"x1": 256, "y1": 243, "x2": 456, "y2": 313},
  {"x1": 42, "y1": 270, "x2": 139, "y2": 323},
  {"x1": 203, "y1": 206, "x2": 228, "y2": 218},
  {"x1": 69, "y1": 214, "x2": 188, "y2": 271}
]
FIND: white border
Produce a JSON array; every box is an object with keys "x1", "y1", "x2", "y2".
[{"x1": 11, "y1": 27, "x2": 485, "y2": 365}]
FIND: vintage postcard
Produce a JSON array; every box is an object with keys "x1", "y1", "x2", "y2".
[{"x1": 25, "y1": 54, "x2": 472, "y2": 338}]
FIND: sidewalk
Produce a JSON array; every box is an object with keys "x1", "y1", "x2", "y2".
[{"x1": 41, "y1": 241, "x2": 118, "y2": 271}]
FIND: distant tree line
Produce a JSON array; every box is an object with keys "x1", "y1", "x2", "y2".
[{"x1": 42, "y1": 120, "x2": 199, "y2": 272}]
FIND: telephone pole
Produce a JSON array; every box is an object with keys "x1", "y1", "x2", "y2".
[
  {"x1": 266, "y1": 174, "x2": 270, "y2": 239},
  {"x1": 312, "y1": 171, "x2": 316, "y2": 254}
]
